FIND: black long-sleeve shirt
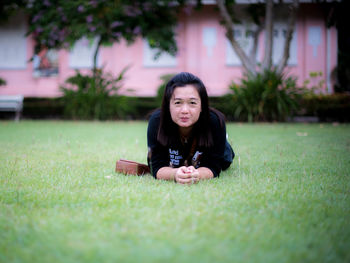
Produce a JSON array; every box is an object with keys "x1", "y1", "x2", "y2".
[{"x1": 147, "y1": 109, "x2": 227, "y2": 178}]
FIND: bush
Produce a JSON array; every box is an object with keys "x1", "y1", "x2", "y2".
[
  {"x1": 299, "y1": 93, "x2": 350, "y2": 122},
  {"x1": 229, "y1": 69, "x2": 303, "y2": 122},
  {"x1": 156, "y1": 73, "x2": 175, "y2": 107},
  {"x1": 60, "y1": 68, "x2": 131, "y2": 120},
  {"x1": 0, "y1": 77, "x2": 6, "y2": 86},
  {"x1": 23, "y1": 98, "x2": 64, "y2": 119},
  {"x1": 209, "y1": 95, "x2": 236, "y2": 121}
]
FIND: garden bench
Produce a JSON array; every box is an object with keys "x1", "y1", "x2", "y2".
[{"x1": 0, "y1": 95, "x2": 24, "y2": 121}]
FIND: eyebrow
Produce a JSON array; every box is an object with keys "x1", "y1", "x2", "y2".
[{"x1": 173, "y1": 97, "x2": 199, "y2": 101}]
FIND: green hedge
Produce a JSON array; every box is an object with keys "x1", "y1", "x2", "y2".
[
  {"x1": 16, "y1": 93, "x2": 350, "y2": 122},
  {"x1": 209, "y1": 95, "x2": 236, "y2": 121},
  {"x1": 119, "y1": 97, "x2": 160, "y2": 120},
  {"x1": 298, "y1": 93, "x2": 350, "y2": 122},
  {"x1": 23, "y1": 98, "x2": 64, "y2": 119},
  {"x1": 21, "y1": 97, "x2": 159, "y2": 120},
  {"x1": 211, "y1": 93, "x2": 350, "y2": 123},
  {"x1": 21, "y1": 96, "x2": 222, "y2": 120}
]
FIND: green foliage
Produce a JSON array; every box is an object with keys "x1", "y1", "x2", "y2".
[
  {"x1": 17, "y1": 93, "x2": 350, "y2": 122},
  {"x1": 156, "y1": 73, "x2": 175, "y2": 107},
  {"x1": 1, "y1": 122, "x2": 350, "y2": 262},
  {"x1": 22, "y1": 98, "x2": 64, "y2": 119},
  {"x1": 299, "y1": 93, "x2": 350, "y2": 122},
  {"x1": 245, "y1": 3, "x2": 265, "y2": 25},
  {"x1": 60, "y1": 68, "x2": 131, "y2": 120},
  {"x1": 302, "y1": 71, "x2": 326, "y2": 93},
  {"x1": 0, "y1": 0, "x2": 26, "y2": 23},
  {"x1": 209, "y1": 95, "x2": 236, "y2": 120},
  {"x1": 0, "y1": 77, "x2": 6, "y2": 86},
  {"x1": 229, "y1": 70, "x2": 303, "y2": 122},
  {"x1": 25, "y1": 0, "x2": 182, "y2": 56}
]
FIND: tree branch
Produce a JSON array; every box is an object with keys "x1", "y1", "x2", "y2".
[
  {"x1": 216, "y1": 0, "x2": 257, "y2": 76},
  {"x1": 262, "y1": 0, "x2": 274, "y2": 70},
  {"x1": 93, "y1": 36, "x2": 102, "y2": 73},
  {"x1": 249, "y1": 24, "x2": 263, "y2": 67},
  {"x1": 276, "y1": 0, "x2": 299, "y2": 75}
]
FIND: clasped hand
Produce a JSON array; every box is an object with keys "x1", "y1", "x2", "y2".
[{"x1": 174, "y1": 166, "x2": 199, "y2": 184}]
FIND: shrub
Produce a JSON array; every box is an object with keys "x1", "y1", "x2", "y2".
[
  {"x1": 0, "y1": 77, "x2": 6, "y2": 86},
  {"x1": 60, "y1": 68, "x2": 131, "y2": 120},
  {"x1": 156, "y1": 74, "x2": 175, "y2": 106},
  {"x1": 229, "y1": 69, "x2": 303, "y2": 122},
  {"x1": 209, "y1": 95, "x2": 236, "y2": 120},
  {"x1": 302, "y1": 71, "x2": 325, "y2": 94},
  {"x1": 22, "y1": 98, "x2": 64, "y2": 119},
  {"x1": 299, "y1": 93, "x2": 350, "y2": 122}
]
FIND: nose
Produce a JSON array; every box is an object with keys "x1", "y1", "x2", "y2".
[{"x1": 181, "y1": 103, "x2": 189, "y2": 114}]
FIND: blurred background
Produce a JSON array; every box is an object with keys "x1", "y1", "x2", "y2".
[{"x1": 0, "y1": 0, "x2": 349, "y2": 122}]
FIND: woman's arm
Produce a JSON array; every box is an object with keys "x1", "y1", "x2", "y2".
[
  {"x1": 157, "y1": 166, "x2": 213, "y2": 184},
  {"x1": 156, "y1": 167, "x2": 178, "y2": 181},
  {"x1": 197, "y1": 167, "x2": 214, "y2": 179}
]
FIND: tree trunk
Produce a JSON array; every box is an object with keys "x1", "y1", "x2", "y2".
[
  {"x1": 250, "y1": 24, "x2": 263, "y2": 67},
  {"x1": 216, "y1": 0, "x2": 257, "y2": 76},
  {"x1": 93, "y1": 36, "x2": 102, "y2": 75},
  {"x1": 276, "y1": 0, "x2": 299, "y2": 75},
  {"x1": 216, "y1": 0, "x2": 299, "y2": 77},
  {"x1": 262, "y1": 0, "x2": 274, "y2": 70}
]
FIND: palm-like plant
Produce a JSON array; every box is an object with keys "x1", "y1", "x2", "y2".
[{"x1": 230, "y1": 69, "x2": 303, "y2": 122}]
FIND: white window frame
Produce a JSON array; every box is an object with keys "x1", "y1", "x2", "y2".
[
  {"x1": 143, "y1": 40, "x2": 177, "y2": 68},
  {"x1": 69, "y1": 37, "x2": 101, "y2": 69},
  {"x1": 272, "y1": 21, "x2": 298, "y2": 66},
  {"x1": 0, "y1": 13, "x2": 27, "y2": 69},
  {"x1": 226, "y1": 24, "x2": 258, "y2": 66},
  {"x1": 225, "y1": 21, "x2": 297, "y2": 67},
  {"x1": 203, "y1": 27, "x2": 217, "y2": 57}
]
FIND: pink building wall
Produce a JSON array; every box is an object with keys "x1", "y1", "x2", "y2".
[{"x1": 0, "y1": 4, "x2": 337, "y2": 98}]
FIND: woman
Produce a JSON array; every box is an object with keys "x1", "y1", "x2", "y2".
[{"x1": 147, "y1": 72, "x2": 234, "y2": 184}]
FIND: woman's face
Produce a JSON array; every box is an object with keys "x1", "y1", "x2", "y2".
[{"x1": 169, "y1": 85, "x2": 202, "y2": 133}]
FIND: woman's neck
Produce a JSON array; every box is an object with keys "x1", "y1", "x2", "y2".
[{"x1": 179, "y1": 126, "x2": 193, "y2": 139}]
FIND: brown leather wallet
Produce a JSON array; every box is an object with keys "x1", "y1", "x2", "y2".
[{"x1": 115, "y1": 159, "x2": 150, "y2": 175}]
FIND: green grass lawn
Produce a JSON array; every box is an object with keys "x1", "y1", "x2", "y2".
[{"x1": 1, "y1": 121, "x2": 349, "y2": 263}]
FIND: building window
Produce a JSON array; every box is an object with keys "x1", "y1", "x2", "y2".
[
  {"x1": 226, "y1": 22, "x2": 297, "y2": 66},
  {"x1": 0, "y1": 13, "x2": 27, "y2": 69},
  {"x1": 143, "y1": 40, "x2": 177, "y2": 68},
  {"x1": 226, "y1": 25, "x2": 257, "y2": 66},
  {"x1": 69, "y1": 37, "x2": 100, "y2": 69},
  {"x1": 33, "y1": 49, "x2": 59, "y2": 77},
  {"x1": 308, "y1": 26, "x2": 322, "y2": 57},
  {"x1": 203, "y1": 27, "x2": 217, "y2": 57},
  {"x1": 272, "y1": 22, "x2": 297, "y2": 65}
]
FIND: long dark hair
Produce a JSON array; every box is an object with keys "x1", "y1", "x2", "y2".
[{"x1": 157, "y1": 72, "x2": 224, "y2": 148}]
